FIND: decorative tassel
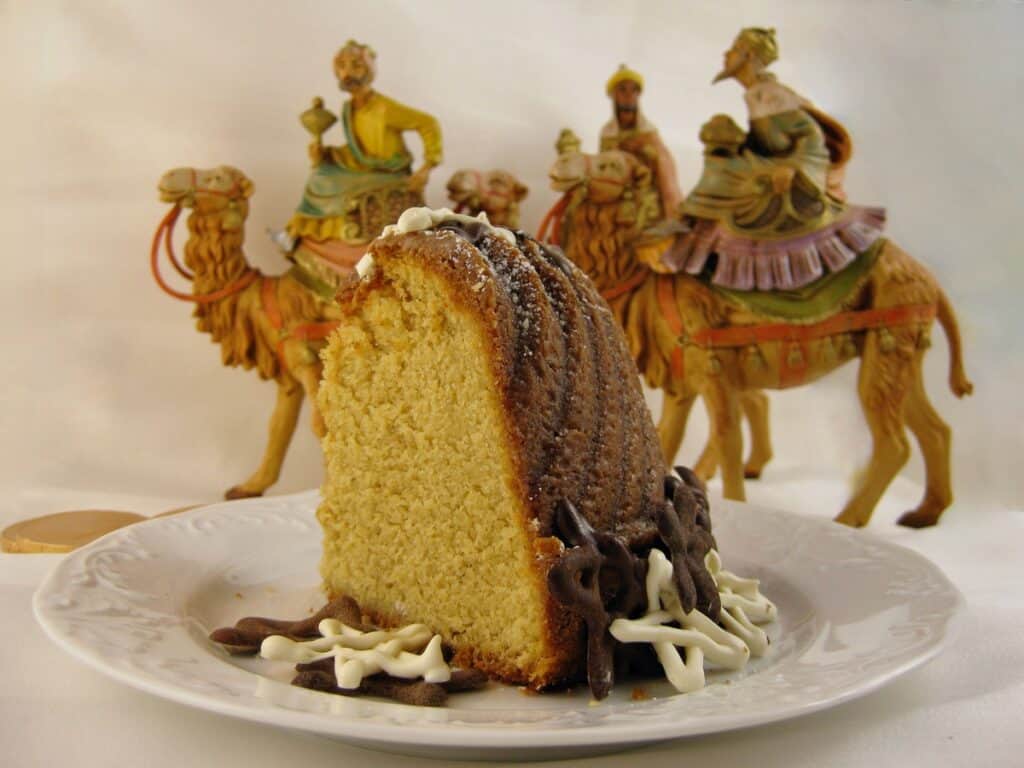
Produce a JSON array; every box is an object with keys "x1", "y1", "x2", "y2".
[
  {"x1": 786, "y1": 344, "x2": 805, "y2": 368},
  {"x1": 744, "y1": 345, "x2": 764, "y2": 369}
]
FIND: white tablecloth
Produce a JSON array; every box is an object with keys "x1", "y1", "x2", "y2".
[{"x1": 3, "y1": 474, "x2": 1021, "y2": 766}]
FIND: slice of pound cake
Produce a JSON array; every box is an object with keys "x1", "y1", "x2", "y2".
[{"x1": 315, "y1": 208, "x2": 773, "y2": 696}]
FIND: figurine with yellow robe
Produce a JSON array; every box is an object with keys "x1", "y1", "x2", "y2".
[{"x1": 283, "y1": 40, "x2": 443, "y2": 293}]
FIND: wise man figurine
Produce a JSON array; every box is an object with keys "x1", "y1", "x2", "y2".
[
  {"x1": 671, "y1": 28, "x2": 885, "y2": 293},
  {"x1": 599, "y1": 65, "x2": 683, "y2": 220},
  {"x1": 281, "y1": 40, "x2": 443, "y2": 291},
  {"x1": 712, "y1": 26, "x2": 850, "y2": 201}
]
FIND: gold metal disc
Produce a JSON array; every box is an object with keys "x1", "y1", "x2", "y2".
[{"x1": 1, "y1": 505, "x2": 198, "y2": 554}]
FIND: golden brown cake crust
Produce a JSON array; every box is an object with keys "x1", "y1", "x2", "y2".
[{"x1": 332, "y1": 222, "x2": 665, "y2": 687}]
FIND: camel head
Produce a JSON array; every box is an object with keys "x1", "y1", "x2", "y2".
[
  {"x1": 548, "y1": 150, "x2": 651, "y2": 204},
  {"x1": 157, "y1": 166, "x2": 254, "y2": 231},
  {"x1": 446, "y1": 169, "x2": 528, "y2": 221}
]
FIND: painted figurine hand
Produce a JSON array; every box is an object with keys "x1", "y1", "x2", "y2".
[
  {"x1": 407, "y1": 164, "x2": 433, "y2": 193},
  {"x1": 308, "y1": 140, "x2": 327, "y2": 166}
]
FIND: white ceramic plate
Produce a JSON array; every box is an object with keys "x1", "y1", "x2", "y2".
[{"x1": 34, "y1": 491, "x2": 962, "y2": 761}]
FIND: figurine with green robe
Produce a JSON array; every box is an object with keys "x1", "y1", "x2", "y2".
[{"x1": 667, "y1": 27, "x2": 885, "y2": 296}]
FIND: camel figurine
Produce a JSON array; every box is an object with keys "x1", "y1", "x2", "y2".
[
  {"x1": 446, "y1": 169, "x2": 529, "y2": 229},
  {"x1": 544, "y1": 149, "x2": 972, "y2": 528},
  {"x1": 155, "y1": 165, "x2": 342, "y2": 499}
]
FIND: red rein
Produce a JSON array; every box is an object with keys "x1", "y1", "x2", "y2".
[
  {"x1": 536, "y1": 194, "x2": 570, "y2": 245},
  {"x1": 150, "y1": 205, "x2": 258, "y2": 303}
]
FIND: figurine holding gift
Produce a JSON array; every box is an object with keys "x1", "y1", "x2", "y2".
[
  {"x1": 673, "y1": 27, "x2": 863, "y2": 290},
  {"x1": 281, "y1": 40, "x2": 443, "y2": 293}
]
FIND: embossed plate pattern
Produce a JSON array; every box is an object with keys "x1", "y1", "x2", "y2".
[{"x1": 34, "y1": 491, "x2": 962, "y2": 761}]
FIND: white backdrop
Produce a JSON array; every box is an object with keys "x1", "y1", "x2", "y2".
[{"x1": 1, "y1": 0, "x2": 1021, "y2": 515}]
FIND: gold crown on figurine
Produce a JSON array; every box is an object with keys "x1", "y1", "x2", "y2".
[
  {"x1": 735, "y1": 27, "x2": 779, "y2": 66},
  {"x1": 606, "y1": 64, "x2": 644, "y2": 95}
]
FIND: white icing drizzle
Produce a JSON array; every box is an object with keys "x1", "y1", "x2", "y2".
[
  {"x1": 381, "y1": 206, "x2": 517, "y2": 246},
  {"x1": 355, "y1": 252, "x2": 375, "y2": 278},
  {"x1": 260, "y1": 619, "x2": 451, "y2": 690},
  {"x1": 609, "y1": 548, "x2": 776, "y2": 694},
  {"x1": 706, "y1": 549, "x2": 777, "y2": 656}
]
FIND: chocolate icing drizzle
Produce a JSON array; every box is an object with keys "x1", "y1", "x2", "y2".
[
  {"x1": 546, "y1": 499, "x2": 646, "y2": 699},
  {"x1": 208, "y1": 595, "x2": 487, "y2": 706},
  {"x1": 547, "y1": 466, "x2": 720, "y2": 699},
  {"x1": 293, "y1": 659, "x2": 487, "y2": 707},
  {"x1": 208, "y1": 596, "x2": 366, "y2": 654}
]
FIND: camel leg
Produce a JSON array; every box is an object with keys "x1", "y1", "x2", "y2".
[
  {"x1": 293, "y1": 363, "x2": 326, "y2": 439},
  {"x1": 692, "y1": 436, "x2": 719, "y2": 482},
  {"x1": 702, "y1": 381, "x2": 745, "y2": 501},
  {"x1": 657, "y1": 392, "x2": 697, "y2": 467},
  {"x1": 225, "y1": 379, "x2": 304, "y2": 499},
  {"x1": 687, "y1": 396, "x2": 719, "y2": 481},
  {"x1": 691, "y1": 391, "x2": 771, "y2": 481},
  {"x1": 897, "y1": 357, "x2": 953, "y2": 528},
  {"x1": 835, "y1": 335, "x2": 913, "y2": 527},
  {"x1": 740, "y1": 390, "x2": 773, "y2": 479}
]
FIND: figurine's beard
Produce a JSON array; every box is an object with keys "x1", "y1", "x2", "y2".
[
  {"x1": 616, "y1": 105, "x2": 638, "y2": 128},
  {"x1": 340, "y1": 74, "x2": 372, "y2": 92}
]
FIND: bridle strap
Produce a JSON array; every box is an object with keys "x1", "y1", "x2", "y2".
[
  {"x1": 163, "y1": 204, "x2": 193, "y2": 280},
  {"x1": 582, "y1": 154, "x2": 628, "y2": 191},
  {"x1": 186, "y1": 167, "x2": 242, "y2": 198},
  {"x1": 150, "y1": 205, "x2": 258, "y2": 304},
  {"x1": 477, "y1": 169, "x2": 514, "y2": 204},
  {"x1": 536, "y1": 193, "x2": 570, "y2": 245}
]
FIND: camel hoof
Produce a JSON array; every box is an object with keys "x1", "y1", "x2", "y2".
[
  {"x1": 834, "y1": 514, "x2": 868, "y2": 529},
  {"x1": 897, "y1": 510, "x2": 939, "y2": 529},
  {"x1": 225, "y1": 486, "x2": 264, "y2": 501},
  {"x1": 744, "y1": 468, "x2": 763, "y2": 480}
]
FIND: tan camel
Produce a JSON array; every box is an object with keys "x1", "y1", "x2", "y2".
[
  {"x1": 156, "y1": 166, "x2": 340, "y2": 499},
  {"x1": 547, "y1": 150, "x2": 973, "y2": 527},
  {"x1": 446, "y1": 169, "x2": 529, "y2": 228}
]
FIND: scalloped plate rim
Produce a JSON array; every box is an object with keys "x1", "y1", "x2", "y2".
[{"x1": 32, "y1": 490, "x2": 964, "y2": 755}]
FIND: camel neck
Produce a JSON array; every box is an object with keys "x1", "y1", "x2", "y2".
[
  {"x1": 565, "y1": 201, "x2": 648, "y2": 300},
  {"x1": 184, "y1": 211, "x2": 250, "y2": 294}
]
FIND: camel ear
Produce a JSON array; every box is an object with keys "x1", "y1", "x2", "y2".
[
  {"x1": 239, "y1": 177, "x2": 255, "y2": 199},
  {"x1": 514, "y1": 182, "x2": 529, "y2": 201},
  {"x1": 632, "y1": 163, "x2": 652, "y2": 189}
]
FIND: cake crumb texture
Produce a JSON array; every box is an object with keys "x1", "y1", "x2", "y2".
[{"x1": 318, "y1": 256, "x2": 557, "y2": 683}]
